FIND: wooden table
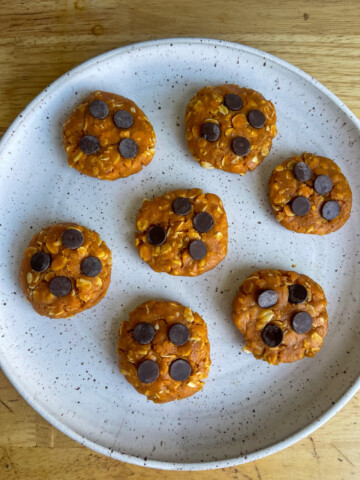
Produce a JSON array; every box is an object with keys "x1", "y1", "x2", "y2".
[{"x1": 1, "y1": 1, "x2": 359, "y2": 478}]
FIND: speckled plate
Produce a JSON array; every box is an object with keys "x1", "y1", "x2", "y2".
[{"x1": 0, "y1": 38, "x2": 359, "y2": 471}]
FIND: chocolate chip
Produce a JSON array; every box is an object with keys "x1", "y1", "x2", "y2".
[
  {"x1": 172, "y1": 197, "x2": 192, "y2": 216},
  {"x1": 193, "y1": 212, "x2": 214, "y2": 233},
  {"x1": 321, "y1": 200, "x2": 340, "y2": 220},
  {"x1": 261, "y1": 323, "x2": 283, "y2": 347},
  {"x1": 118, "y1": 138, "x2": 138, "y2": 158},
  {"x1": 189, "y1": 240, "x2": 207, "y2": 260},
  {"x1": 288, "y1": 284, "x2": 308, "y2": 304},
  {"x1": 30, "y1": 252, "x2": 51, "y2": 272},
  {"x1": 80, "y1": 256, "x2": 102, "y2": 277},
  {"x1": 79, "y1": 135, "x2": 100, "y2": 155},
  {"x1": 314, "y1": 175, "x2": 333, "y2": 195},
  {"x1": 89, "y1": 100, "x2": 109, "y2": 119},
  {"x1": 49, "y1": 276, "x2": 72, "y2": 297},
  {"x1": 137, "y1": 360, "x2": 159, "y2": 383},
  {"x1": 113, "y1": 110, "x2": 134, "y2": 129},
  {"x1": 169, "y1": 359, "x2": 191, "y2": 381},
  {"x1": 232, "y1": 136, "x2": 251, "y2": 156},
  {"x1": 294, "y1": 162, "x2": 312, "y2": 182},
  {"x1": 133, "y1": 323, "x2": 155, "y2": 344},
  {"x1": 61, "y1": 228, "x2": 84, "y2": 249},
  {"x1": 247, "y1": 110, "x2": 266, "y2": 128},
  {"x1": 291, "y1": 196, "x2": 311, "y2": 216},
  {"x1": 201, "y1": 122, "x2": 221, "y2": 142},
  {"x1": 147, "y1": 226, "x2": 167, "y2": 246},
  {"x1": 169, "y1": 324, "x2": 190, "y2": 346},
  {"x1": 292, "y1": 311, "x2": 313, "y2": 334},
  {"x1": 224, "y1": 93, "x2": 243, "y2": 111},
  {"x1": 257, "y1": 289, "x2": 278, "y2": 308}
]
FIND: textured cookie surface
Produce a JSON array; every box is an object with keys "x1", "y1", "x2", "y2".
[
  {"x1": 135, "y1": 188, "x2": 228, "y2": 276},
  {"x1": 19, "y1": 223, "x2": 112, "y2": 318},
  {"x1": 232, "y1": 269, "x2": 328, "y2": 365},
  {"x1": 185, "y1": 84, "x2": 277, "y2": 174},
  {"x1": 118, "y1": 300, "x2": 211, "y2": 403},
  {"x1": 269, "y1": 153, "x2": 352, "y2": 234},
  {"x1": 63, "y1": 90, "x2": 156, "y2": 180}
]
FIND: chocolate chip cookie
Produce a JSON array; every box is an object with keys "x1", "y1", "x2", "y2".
[
  {"x1": 269, "y1": 153, "x2": 352, "y2": 234},
  {"x1": 63, "y1": 91, "x2": 156, "y2": 180},
  {"x1": 117, "y1": 300, "x2": 211, "y2": 403},
  {"x1": 185, "y1": 84, "x2": 277, "y2": 174},
  {"x1": 19, "y1": 223, "x2": 112, "y2": 318},
  {"x1": 232, "y1": 269, "x2": 328, "y2": 365},
  {"x1": 135, "y1": 188, "x2": 228, "y2": 276}
]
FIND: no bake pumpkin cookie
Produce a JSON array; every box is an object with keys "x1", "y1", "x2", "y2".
[
  {"x1": 117, "y1": 300, "x2": 211, "y2": 403},
  {"x1": 232, "y1": 269, "x2": 328, "y2": 365},
  {"x1": 63, "y1": 90, "x2": 156, "y2": 180},
  {"x1": 269, "y1": 153, "x2": 352, "y2": 234},
  {"x1": 185, "y1": 84, "x2": 277, "y2": 174},
  {"x1": 19, "y1": 223, "x2": 112, "y2": 318},
  {"x1": 135, "y1": 188, "x2": 228, "y2": 276}
]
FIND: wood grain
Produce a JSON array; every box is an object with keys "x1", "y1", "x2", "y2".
[{"x1": 0, "y1": 0, "x2": 359, "y2": 478}]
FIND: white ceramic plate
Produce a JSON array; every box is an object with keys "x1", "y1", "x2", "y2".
[{"x1": 0, "y1": 38, "x2": 359, "y2": 471}]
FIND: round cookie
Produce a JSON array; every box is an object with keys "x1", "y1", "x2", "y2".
[
  {"x1": 135, "y1": 188, "x2": 228, "y2": 276},
  {"x1": 62, "y1": 90, "x2": 156, "y2": 180},
  {"x1": 232, "y1": 269, "x2": 328, "y2": 365},
  {"x1": 117, "y1": 300, "x2": 211, "y2": 403},
  {"x1": 19, "y1": 223, "x2": 112, "y2": 318},
  {"x1": 269, "y1": 153, "x2": 352, "y2": 235},
  {"x1": 185, "y1": 84, "x2": 277, "y2": 174}
]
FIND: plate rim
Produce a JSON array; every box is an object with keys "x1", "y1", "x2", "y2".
[{"x1": 0, "y1": 37, "x2": 359, "y2": 471}]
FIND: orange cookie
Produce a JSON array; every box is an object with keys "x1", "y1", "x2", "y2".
[
  {"x1": 117, "y1": 300, "x2": 211, "y2": 403},
  {"x1": 185, "y1": 84, "x2": 277, "y2": 174},
  {"x1": 269, "y1": 153, "x2": 352, "y2": 234},
  {"x1": 135, "y1": 188, "x2": 228, "y2": 276},
  {"x1": 19, "y1": 223, "x2": 112, "y2": 318},
  {"x1": 63, "y1": 90, "x2": 156, "y2": 180},
  {"x1": 232, "y1": 269, "x2": 328, "y2": 365}
]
